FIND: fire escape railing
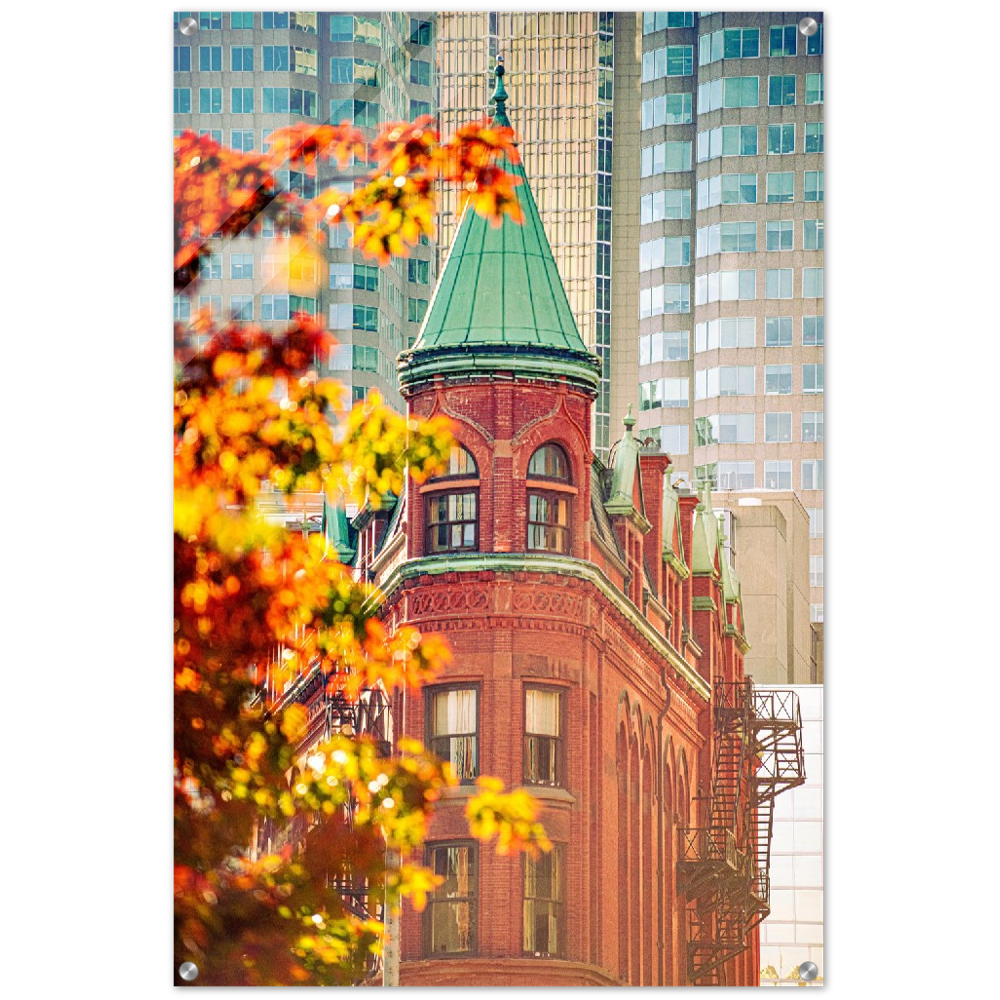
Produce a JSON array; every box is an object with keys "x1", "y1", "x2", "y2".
[
  {"x1": 254, "y1": 666, "x2": 393, "y2": 983},
  {"x1": 677, "y1": 678, "x2": 805, "y2": 985}
]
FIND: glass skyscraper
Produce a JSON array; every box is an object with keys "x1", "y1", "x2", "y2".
[{"x1": 172, "y1": 10, "x2": 439, "y2": 413}]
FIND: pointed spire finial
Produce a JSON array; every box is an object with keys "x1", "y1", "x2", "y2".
[
  {"x1": 623, "y1": 404, "x2": 636, "y2": 432},
  {"x1": 491, "y1": 54, "x2": 509, "y2": 120}
]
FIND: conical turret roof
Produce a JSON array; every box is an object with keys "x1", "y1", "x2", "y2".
[{"x1": 398, "y1": 59, "x2": 601, "y2": 395}]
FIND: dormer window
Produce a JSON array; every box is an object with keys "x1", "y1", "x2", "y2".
[
  {"x1": 425, "y1": 444, "x2": 479, "y2": 554},
  {"x1": 526, "y1": 443, "x2": 572, "y2": 554}
]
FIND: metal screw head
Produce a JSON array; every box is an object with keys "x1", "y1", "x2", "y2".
[
  {"x1": 178, "y1": 962, "x2": 199, "y2": 982},
  {"x1": 179, "y1": 17, "x2": 198, "y2": 36},
  {"x1": 798, "y1": 961, "x2": 819, "y2": 982},
  {"x1": 798, "y1": 17, "x2": 818, "y2": 37}
]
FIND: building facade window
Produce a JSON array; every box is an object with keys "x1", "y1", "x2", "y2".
[
  {"x1": 523, "y1": 846, "x2": 565, "y2": 957},
  {"x1": 805, "y1": 73, "x2": 824, "y2": 105},
  {"x1": 230, "y1": 129, "x2": 254, "y2": 151},
  {"x1": 199, "y1": 87, "x2": 222, "y2": 113},
  {"x1": 695, "y1": 270, "x2": 756, "y2": 304},
  {"x1": 231, "y1": 87, "x2": 253, "y2": 113},
  {"x1": 410, "y1": 18, "x2": 432, "y2": 46},
  {"x1": 696, "y1": 413, "x2": 755, "y2": 445},
  {"x1": 695, "y1": 365, "x2": 755, "y2": 400},
  {"x1": 765, "y1": 412, "x2": 792, "y2": 442},
  {"x1": 695, "y1": 316, "x2": 755, "y2": 351},
  {"x1": 766, "y1": 220, "x2": 793, "y2": 251},
  {"x1": 199, "y1": 253, "x2": 222, "y2": 280},
  {"x1": 803, "y1": 219, "x2": 824, "y2": 250},
  {"x1": 641, "y1": 189, "x2": 691, "y2": 223},
  {"x1": 765, "y1": 316, "x2": 792, "y2": 346},
  {"x1": 769, "y1": 24, "x2": 797, "y2": 57},
  {"x1": 697, "y1": 173, "x2": 757, "y2": 208},
  {"x1": 802, "y1": 411, "x2": 824, "y2": 442},
  {"x1": 699, "y1": 27, "x2": 759, "y2": 65},
  {"x1": 696, "y1": 125, "x2": 757, "y2": 162},
  {"x1": 765, "y1": 268, "x2": 793, "y2": 299},
  {"x1": 640, "y1": 377, "x2": 690, "y2": 410},
  {"x1": 428, "y1": 687, "x2": 479, "y2": 782},
  {"x1": 804, "y1": 170, "x2": 824, "y2": 202},
  {"x1": 805, "y1": 121, "x2": 824, "y2": 153},
  {"x1": 199, "y1": 45, "x2": 222, "y2": 71},
  {"x1": 803, "y1": 267, "x2": 824, "y2": 298},
  {"x1": 231, "y1": 12, "x2": 254, "y2": 29},
  {"x1": 764, "y1": 460, "x2": 792, "y2": 490},
  {"x1": 717, "y1": 461, "x2": 755, "y2": 490},
  {"x1": 803, "y1": 316, "x2": 824, "y2": 346},
  {"x1": 524, "y1": 688, "x2": 563, "y2": 787},
  {"x1": 639, "y1": 330, "x2": 689, "y2": 364},
  {"x1": 425, "y1": 445, "x2": 479, "y2": 555},
  {"x1": 807, "y1": 508, "x2": 824, "y2": 538},
  {"x1": 765, "y1": 364, "x2": 792, "y2": 394},
  {"x1": 768, "y1": 123, "x2": 794, "y2": 155},
  {"x1": 527, "y1": 444, "x2": 572, "y2": 554},
  {"x1": 230, "y1": 294, "x2": 252, "y2": 320},
  {"x1": 640, "y1": 141, "x2": 692, "y2": 177},
  {"x1": 641, "y1": 236, "x2": 691, "y2": 270},
  {"x1": 655, "y1": 424, "x2": 690, "y2": 454},
  {"x1": 803, "y1": 362, "x2": 824, "y2": 393},
  {"x1": 768, "y1": 74, "x2": 796, "y2": 106},
  {"x1": 802, "y1": 460, "x2": 825, "y2": 491},
  {"x1": 639, "y1": 284, "x2": 690, "y2": 317},
  {"x1": 642, "y1": 45, "x2": 694, "y2": 81},
  {"x1": 199, "y1": 12, "x2": 222, "y2": 30},
  {"x1": 809, "y1": 555, "x2": 824, "y2": 587},
  {"x1": 230, "y1": 253, "x2": 253, "y2": 279},
  {"x1": 426, "y1": 843, "x2": 477, "y2": 955},
  {"x1": 354, "y1": 263, "x2": 379, "y2": 291},
  {"x1": 174, "y1": 46, "x2": 191, "y2": 72},
  {"x1": 807, "y1": 23, "x2": 824, "y2": 55},
  {"x1": 766, "y1": 172, "x2": 794, "y2": 203}
]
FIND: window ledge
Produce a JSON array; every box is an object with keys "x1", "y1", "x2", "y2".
[
  {"x1": 440, "y1": 784, "x2": 479, "y2": 800},
  {"x1": 518, "y1": 785, "x2": 576, "y2": 805}
]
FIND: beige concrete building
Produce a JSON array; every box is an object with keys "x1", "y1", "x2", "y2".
[{"x1": 711, "y1": 491, "x2": 818, "y2": 685}]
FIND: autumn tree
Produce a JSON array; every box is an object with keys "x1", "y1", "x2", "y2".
[{"x1": 174, "y1": 120, "x2": 546, "y2": 986}]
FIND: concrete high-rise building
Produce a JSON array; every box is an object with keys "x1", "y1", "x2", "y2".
[
  {"x1": 635, "y1": 11, "x2": 824, "y2": 619},
  {"x1": 435, "y1": 12, "x2": 641, "y2": 459},
  {"x1": 172, "y1": 10, "x2": 439, "y2": 412},
  {"x1": 435, "y1": 13, "x2": 823, "y2": 619}
]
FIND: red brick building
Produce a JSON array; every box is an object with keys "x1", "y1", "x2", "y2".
[{"x1": 341, "y1": 67, "x2": 806, "y2": 987}]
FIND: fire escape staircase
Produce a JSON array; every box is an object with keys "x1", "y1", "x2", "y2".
[{"x1": 678, "y1": 678, "x2": 806, "y2": 985}]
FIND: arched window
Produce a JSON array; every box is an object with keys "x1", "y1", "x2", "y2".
[
  {"x1": 526, "y1": 443, "x2": 571, "y2": 554},
  {"x1": 425, "y1": 444, "x2": 479, "y2": 554}
]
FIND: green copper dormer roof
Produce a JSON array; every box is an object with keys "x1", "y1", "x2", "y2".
[
  {"x1": 691, "y1": 481, "x2": 721, "y2": 577},
  {"x1": 662, "y1": 465, "x2": 686, "y2": 568},
  {"x1": 605, "y1": 407, "x2": 648, "y2": 524},
  {"x1": 322, "y1": 494, "x2": 356, "y2": 563},
  {"x1": 398, "y1": 58, "x2": 601, "y2": 396},
  {"x1": 718, "y1": 517, "x2": 741, "y2": 605}
]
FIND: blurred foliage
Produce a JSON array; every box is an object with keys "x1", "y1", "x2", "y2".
[{"x1": 174, "y1": 122, "x2": 547, "y2": 986}]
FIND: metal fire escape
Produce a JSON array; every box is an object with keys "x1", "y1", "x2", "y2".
[
  {"x1": 255, "y1": 668, "x2": 394, "y2": 981},
  {"x1": 678, "y1": 678, "x2": 805, "y2": 985}
]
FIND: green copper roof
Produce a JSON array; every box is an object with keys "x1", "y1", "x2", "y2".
[
  {"x1": 398, "y1": 61, "x2": 601, "y2": 395},
  {"x1": 691, "y1": 483, "x2": 721, "y2": 577},
  {"x1": 605, "y1": 407, "x2": 648, "y2": 522},
  {"x1": 322, "y1": 494, "x2": 355, "y2": 563},
  {"x1": 662, "y1": 465, "x2": 686, "y2": 566}
]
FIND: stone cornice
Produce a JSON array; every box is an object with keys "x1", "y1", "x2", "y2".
[{"x1": 373, "y1": 553, "x2": 711, "y2": 701}]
